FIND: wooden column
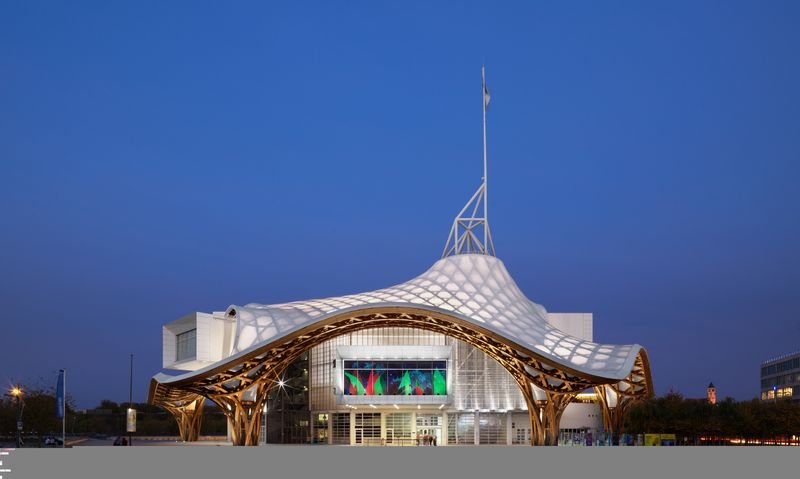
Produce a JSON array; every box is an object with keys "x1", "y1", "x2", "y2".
[
  {"x1": 210, "y1": 381, "x2": 271, "y2": 446},
  {"x1": 162, "y1": 395, "x2": 206, "y2": 442},
  {"x1": 513, "y1": 377, "x2": 545, "y2": 446},
  {"x1": 595, "y1": 384, "x2": 635, "y2": 443},
  {"x1": 541, "y1": 392, "x2": 573, "y2": 446}
]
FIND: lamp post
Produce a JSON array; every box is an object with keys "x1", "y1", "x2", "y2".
[
  {"x1": 10, "y1": 386, "x2": 23, "y2": 448},
  {"x1": 129, "y1": 353, "x2": 134, "y2": 447}
]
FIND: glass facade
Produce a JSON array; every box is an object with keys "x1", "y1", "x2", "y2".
[
  {"x1": 447, "y1": 412, "x2": 475, "y2": 445},
  {"x1": 511, "y1": 413, "x2": 532, "y2": 445},
  {"x1": 312, "y1": 413, "x2": 328, "y2": 444},
  {"x1": 479, "y1": 413, "x2": 506, "y2": 445},
  {"x1": 263, "y1": 352, "x2": 309, "y2": 444},
  {"x1": 386, "y1": 413, "x2": 414, "y2": 444},
  {"x1": 343, "y1": 360, "x2": 447, "y2": 396},
  {"x1": 309, "y1": 328, "x2": 448, "y2": 411},
  {"x1": 331, "y1": 413, "x2": 350, "y2": 444},
  {"x1": 449, "y1": 339, "x2": 526, "y2": 411},
  {"x1": 309, "y1": 327, "x2": 526, "y2": 411},
  {"x1": 354, "y1": 412, "x2": 381, "y2": 445},
  {"x1": 761, "y1": 387, "x2": 794, "y2": 400},
  {"x1": 176, "y1": 329, "x2": 196, "y2": 361},
  {"x1": 760, "y1": 351, "x2": 800, "y2": 403},
  {"x1": 251, "y1": 326, "x2": 604, "y2": 445},
  {"x1": 301, "y1": 326, "x2": 580, "y2": 445}
]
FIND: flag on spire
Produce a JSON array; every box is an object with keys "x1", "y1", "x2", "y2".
[{"x1": 482, "y1": 66, "x2": 490, "y2": 110}]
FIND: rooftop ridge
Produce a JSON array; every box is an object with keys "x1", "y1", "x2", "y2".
[{"x1": 761, "y1": 350, "x2": 800, "y2": 365}]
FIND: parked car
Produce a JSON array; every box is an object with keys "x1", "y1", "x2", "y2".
[{"x1": 44, "y1": 436, "x2": 63, "y2": 446}]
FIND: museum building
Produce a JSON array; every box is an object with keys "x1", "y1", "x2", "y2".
[{"x1": 148, "y1": 70, "x2": 653, "y2": 446}]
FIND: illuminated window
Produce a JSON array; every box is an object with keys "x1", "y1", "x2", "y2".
[
  {"x1": 478, "y1": 414, "x2": 506, "y2": 445},
  {"x1": 176, "y1": 329, "x2": 197, "y2": 361},
  {"x1": 343, "y1": 360, "x2": 447, "y2": 396},
  {"x1": 354, "y1": 413, "x2": 381, "y2": 444},
  {"x1": 447, "y1": 412, "x2": 475, "y2": 445},
  {"x1": 331, "y1": 413, "x2": 350, "y2": 444}
]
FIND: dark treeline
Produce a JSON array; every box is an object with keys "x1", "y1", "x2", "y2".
[
  {"x1": 624, "y1": 391, "x2": 800, "y2": 443},
  {"x1": 1, "y1": 389, "x2": 227, "y2": 442}
]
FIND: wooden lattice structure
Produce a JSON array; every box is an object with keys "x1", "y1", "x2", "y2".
[{"x1": 150, "y1": 307, "x2": 652, "y2": 446}]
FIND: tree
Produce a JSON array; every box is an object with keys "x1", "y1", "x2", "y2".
[{"x1": 625, "y1": 392, "x2": 800, "y2": 444}]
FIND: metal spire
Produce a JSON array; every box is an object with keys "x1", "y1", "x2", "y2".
[{"x1": 442, "y1": 66, "x2": 495, "y2": 258}]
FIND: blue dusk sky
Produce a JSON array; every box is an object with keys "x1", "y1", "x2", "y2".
[{"x1": 1, "y1": 1, "x2": 799, "y2": 408}]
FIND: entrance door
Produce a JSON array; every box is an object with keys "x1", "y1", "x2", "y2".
[
  {"x1": 418, "y1": 427, "x2": 441, "y2": 445},
  {"x1": 416, "y1": 414, "x2": 442, "y2": 445},
  {"x1": 432, "y1": 427, "x2": 442, "y2": 446},
  {"x1": 355, "y1": 428, "x2": 363, "y2": 445},
  {"x1": 386, "y1": 428, "x2": 394, "y2": 445}
]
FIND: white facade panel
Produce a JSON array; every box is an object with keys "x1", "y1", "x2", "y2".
[
  {"x1": 162, "y1": 325, "x2": 175, "y2": 369},
  {"x1": 162, "y1": 312, "x2": 235, "y2": 371},
  {"x1": 559, "y1": 402, "x2": 603, "y2": 432},
  {"x1": 162, "y1": 313, "x2": 196, "y2": 369},
  {"x1": 196, "y1": 313, "x2": 212, "y2": 363}
]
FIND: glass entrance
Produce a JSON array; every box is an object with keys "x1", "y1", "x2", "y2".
[
  {"x1": 387, "y1": 412, "x2": 414, "y2": 445},
  {"x1": 416, "y1": 413, "x2": 442, "y2": 446},
  {"x1": 354, "y1": 412, "x2": 380, "y2": 445}
]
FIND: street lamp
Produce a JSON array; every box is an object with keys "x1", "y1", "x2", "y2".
[{"x1": 10, "y1": 386, "x2": 23, "y2": 448}]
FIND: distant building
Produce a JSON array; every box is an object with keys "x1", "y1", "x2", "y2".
[
  {"x1": 760, "y1": 351, "x2": 800, "y2": 403},
  {"x1": 707, "y1": 382, "x2": 716, "y2": 405}
]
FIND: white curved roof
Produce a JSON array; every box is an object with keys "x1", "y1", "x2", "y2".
[{"x1": 228, "y1": 254, "x2": 641, "y2": 381}]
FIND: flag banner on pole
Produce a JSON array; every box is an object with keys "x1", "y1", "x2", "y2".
[
  {"x1": 482, "y1": 67, "x2": 490, "y2": 110},
  {"x1": 56, "y1": 369, "x2": 64, "y2": 419}
]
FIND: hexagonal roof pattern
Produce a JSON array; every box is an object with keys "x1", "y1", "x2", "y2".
[{"x1": 227, "y1": 254, "x2": 641, "y2": 381}]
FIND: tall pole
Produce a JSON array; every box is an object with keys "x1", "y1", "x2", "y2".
[
  {"x1": 129, "y1": 354, "x2": 133, "y2": 446},
  {"x1": 15, "y1": 389, "x2": 21, "y2": 448},
  {"x1": 62, "y1": 370, "x2": 66, "y2": 448},
  {"x1": 482, "y1": 65, "x2": 488, "y2": 249}
]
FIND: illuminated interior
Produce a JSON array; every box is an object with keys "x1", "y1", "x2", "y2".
[{"x1": 343, "y1": 360, "x2": 447, "y2": 396}]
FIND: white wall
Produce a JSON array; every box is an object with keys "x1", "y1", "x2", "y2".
[
  {"x1": 560, "y1": 402, "x2": 603, "y2": 432},
  {"x1": 163, "y1": 312, "x2": 235, "y2": 370}
]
